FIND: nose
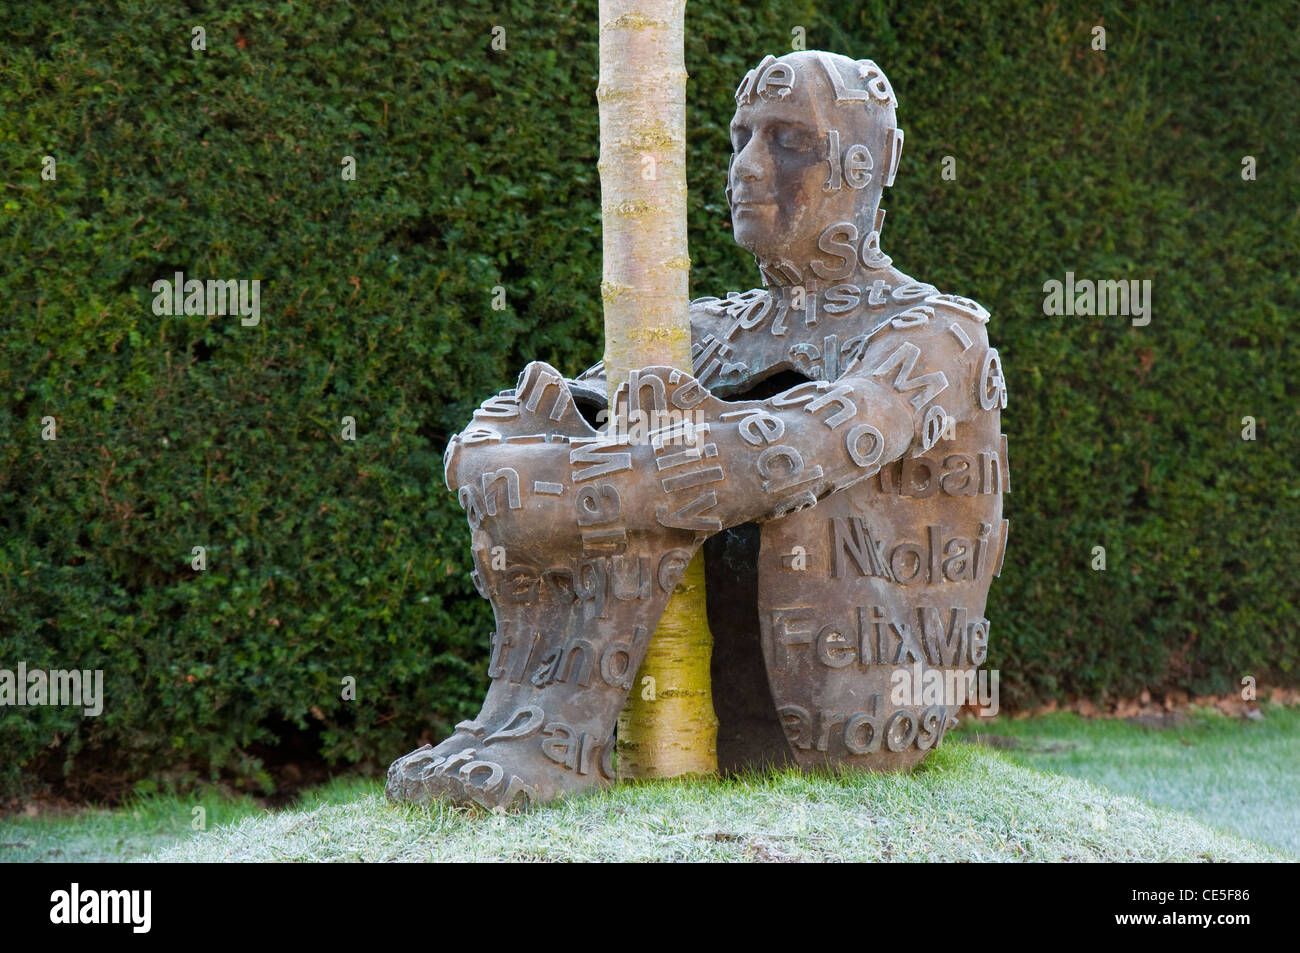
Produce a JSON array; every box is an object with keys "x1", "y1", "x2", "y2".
[{"x1": 732, "y1": 136, "x2": 767, "y2": 186}]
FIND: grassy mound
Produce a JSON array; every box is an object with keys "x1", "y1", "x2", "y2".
[{"x1": 139, "y1": 743, "x2": 1285, "y2": 863}]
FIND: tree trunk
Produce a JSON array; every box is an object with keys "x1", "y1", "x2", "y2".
[{"x1": 597, "y1": 0, "x2": 718, "y2": 778}]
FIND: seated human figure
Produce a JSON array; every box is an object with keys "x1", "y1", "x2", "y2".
[{"x1": 387, "y1": 50, "x2": 1009, "y2": 810}]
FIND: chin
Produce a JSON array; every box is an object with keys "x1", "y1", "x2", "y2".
[{"x1": 732, "y1": 221, "x2": 776, "y2": 260}]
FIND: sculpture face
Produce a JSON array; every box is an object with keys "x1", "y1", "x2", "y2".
[
  {"x1": 728, "y1": 94, "x2": 834, "y2": 260},
  {"x1": 728, "y1": 51, "x2": 898, "y2": 282}
]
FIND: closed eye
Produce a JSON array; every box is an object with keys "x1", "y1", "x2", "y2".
[{"x1": 772, "y1": 123, "x2": 816, "y2": 152}]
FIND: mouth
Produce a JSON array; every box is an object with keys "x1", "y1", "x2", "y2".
[{"x1": 731, "y1": 199, "x2": 775, "y2": 213}]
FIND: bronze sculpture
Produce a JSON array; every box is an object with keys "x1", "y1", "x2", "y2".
[{"x1": 387, "y1": 51, "x2": 1008, "y2": 809}]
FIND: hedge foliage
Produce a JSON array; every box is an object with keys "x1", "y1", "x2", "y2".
[{"x1": 1, "y1": 0, "x2": 1296, "y2": 798}]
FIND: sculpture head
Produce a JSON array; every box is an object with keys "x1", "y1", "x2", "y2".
[{"x1": 727, "y1": 51, "x2": 903, "y2": 285}]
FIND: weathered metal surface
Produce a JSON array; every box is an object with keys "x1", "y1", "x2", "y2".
[{"x1": 387, "y1": 51, "x2": 1008, "y2": 808}]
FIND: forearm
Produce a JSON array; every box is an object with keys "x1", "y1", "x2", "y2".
[{"x1": 447, "y1": 366, "x2": 916, "y2": 554}]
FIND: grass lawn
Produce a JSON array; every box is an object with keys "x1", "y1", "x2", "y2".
[
  {"x1": 952, "y1": 703, "x2": 1300, "y2": 857},
  {"x1": 0, "y1": 777, "x2": 375, "y2": 864},
  {"x1": 2, "y1": 707, "x2": 1294, "y2": 863}
]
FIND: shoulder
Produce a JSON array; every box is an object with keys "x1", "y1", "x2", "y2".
[
  {"x1": 843, "y1": 283, "x2": 1000, "y2": 431},
  {"x1": 853, "y1": 284, "x2": 992, "y2": 366}
]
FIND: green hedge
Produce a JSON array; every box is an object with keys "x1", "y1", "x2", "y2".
[{"x1": 1, "y1": 0, "x2": 1295, "y2": 798}]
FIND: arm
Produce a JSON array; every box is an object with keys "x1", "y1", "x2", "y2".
[{"x1": 443, "y1": 295, "x2": 998, "y2": 549}]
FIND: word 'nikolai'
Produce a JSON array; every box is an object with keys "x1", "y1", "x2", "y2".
[
  {"x1": 151, "y1": 271, "x2": 261, "y2": 326},
  {"x1": 50, "y1": 883, "x2": 151, "y2": 933},
  {"x1": 1042, "y1": 272, "x2": 1151, "y2": 327},
  {"x1": 829, "y1": 518, "x2": 1007, "y2": 585}
]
